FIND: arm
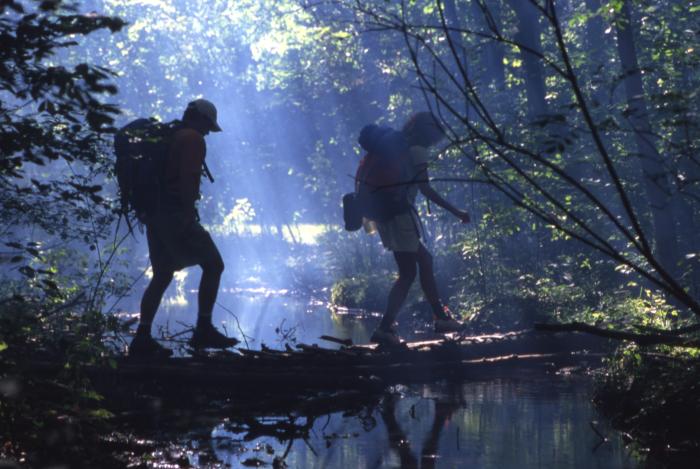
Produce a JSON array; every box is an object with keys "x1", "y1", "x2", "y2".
[
  {"x1": 177, "y1": 131, "x2": 206, "y2": 225},
  {"x1": 416, "y1": 165, "x2": 470, "y2": 223}
]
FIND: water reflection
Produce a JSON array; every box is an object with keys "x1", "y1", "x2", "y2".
[{"x1": 158, "y1": 374, "x2": 639, "y2": 468}]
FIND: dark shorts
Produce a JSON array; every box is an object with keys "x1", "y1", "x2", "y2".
[{"x1": 146, "y1": 212, "x2": 223, "y2": 273}]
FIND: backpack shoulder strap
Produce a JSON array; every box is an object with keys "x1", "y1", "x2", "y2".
[{"x1": 202, "y1": 160, "x2": 214, "y2": 183}]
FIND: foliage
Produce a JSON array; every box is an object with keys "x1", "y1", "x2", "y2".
[
  {"x1": 595, "y1": 345, "x2": 700, "y2": 459},
  {"x1": 330, "y1": 274, "x2": 391, "y2": 311},
  {"x1": 0, "y1": 1, "x2": 126, "y2": 465},
  {"x1": 0, "y1": 290, "x2": 129, "y2": 466},
  {"x1": 322, "y1": 0, "x2": 700, "y2": 327},
  {"x1": 0, "y1": 0, "x2": 123, "y2": 240}
]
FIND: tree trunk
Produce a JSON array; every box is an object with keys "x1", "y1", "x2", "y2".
[
  {"x1": 461, "y1": 0, "x2": 506, "y2": 92},
  {"x1": 671, "y1": 64, "x2": 700, "y2": 295},
  {"x1": 507, "y1": 0, "x2": 547, "y2": 120},
  {"x1": 583, "y1": 0, "x2": 610, "y2": 109},
  {"x1": 442, "y1": 0, "x2": 476, "y2": 123},
  {"x1": 614, "y1": 0, "x2": 679, "y2": 276}
]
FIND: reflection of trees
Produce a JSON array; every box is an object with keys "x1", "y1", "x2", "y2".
[
  {"x1": 198, "y1": 389, "x2": 464, "y2": 468},
  {"x1": 210, "y1": 389, "x2": 381, "y2": 467}
]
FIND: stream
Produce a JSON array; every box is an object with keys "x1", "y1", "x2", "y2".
[{"x1": 112, "y1": 283, "x2": 645, "y2": 468}]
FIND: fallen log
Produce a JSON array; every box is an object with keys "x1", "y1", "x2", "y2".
[{"x1": 24, "y1": 330, "x2": 611, "y2": 398}]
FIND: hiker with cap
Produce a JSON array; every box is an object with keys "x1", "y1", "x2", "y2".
[{"x1": 129, "y1": 99, "x2": 239, "y2": 357}]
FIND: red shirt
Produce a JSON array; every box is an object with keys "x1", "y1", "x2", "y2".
[{"x1": 166, "y1": 128, "x2": 205, "y2": 220}]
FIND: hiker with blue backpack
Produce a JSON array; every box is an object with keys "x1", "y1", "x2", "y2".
[
  {"x1": 115, "y1": 99, "x2": 239, "y2": 358},
  {"x1": 345, "y1": 112, "x2": 470, "y2": 345}
]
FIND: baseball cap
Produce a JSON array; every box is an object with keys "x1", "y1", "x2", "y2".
[{"x1": 187, "y1": 98, "x2": 222, "y2": 132}]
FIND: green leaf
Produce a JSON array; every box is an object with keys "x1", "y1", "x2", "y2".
[
  {"x1": 82, "y1": 390, "x2": 104, "y2": 401},
  {"x1": 89, "y1": 408, "x2": 114, "y2": 419}
]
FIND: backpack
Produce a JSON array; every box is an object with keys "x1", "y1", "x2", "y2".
[
  {"x1": 114, "y1": 118, "x2": 181, "y2": 223},
  {"x1": 343, "y1": 124, "x2": 412, "y2": 230}
]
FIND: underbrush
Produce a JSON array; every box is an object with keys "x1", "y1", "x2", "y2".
[
  {"x1": 594, "y1": 344, "x2": 700, "y2": 462},
  {"x1": 330, "y1": 273, "x2": 393, "y2": 311},
  {"x1": 0, "y1": 293, "x2": 125, "y2": 468},
  {"x1": 580, "y1": 291, "x2": 700, "y2": 463}
]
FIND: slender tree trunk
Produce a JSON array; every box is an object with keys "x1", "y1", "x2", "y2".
[
  {"x1": 583, "y1": 0, "x2": 609, "y2": 109},
  {"x1": 575, "y1": 0, "x2": 626, "y2": 232},
  {"x1": 459, "y1": 0, "x2": 506, "y2": 92},
  {"x1": 507, "y1": 1, "x2": 560, "y2": 273},
  {"x1": 442, "y1": 0, "x2": 476, "y2": 122},
  {"x1": 671, "y1": 64, "x2": 700, "y2": 294},
  {"x1": 614, "y1": 0, "x2": 679, "y2": 276},
  {"x1": 479, "y1": 0, "x2": 506, "y2": 91},
  {"x1": 507, "y1": 0, "x2": 547, "y2": 120}
]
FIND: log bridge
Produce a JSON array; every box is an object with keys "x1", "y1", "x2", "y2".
[{"x1": 90, "y1": 330, "x2": 610, "y2": 397}]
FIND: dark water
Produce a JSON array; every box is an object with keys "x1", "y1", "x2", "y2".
[
  {"x1": 193, "y1": 377, "x2": 637, "y2": 469},
  {"x1": 125, "y1": 285, "x2": 642, "y2": 468}
]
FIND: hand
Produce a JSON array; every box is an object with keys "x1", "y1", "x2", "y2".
[{"x1": 456, "y1": 210, "x2": 470, "y2": 224}]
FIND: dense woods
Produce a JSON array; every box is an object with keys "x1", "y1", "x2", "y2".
[{"x1": 1, "y1": 0, "x2": 699, "y2": 466}]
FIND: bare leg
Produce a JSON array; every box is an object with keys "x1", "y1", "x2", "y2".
[
  {"x1": 416, "y1": 243, "x2": 449, "y2": 320},
  {"x1": 183, "y1": 228, "x2": 238, "y2": 348},
  {"x1": 196, "y1": 251, "x2": 224, "y2": 327},
  {"x1": 379, "y1": 251, "x2": 417, "y2": 331},
  {"x1": 138, "y1": 270, "x2": 174, "y2": 336}
]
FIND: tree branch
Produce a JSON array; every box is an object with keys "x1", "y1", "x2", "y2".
[{"x1": 535, "y1": 322, "x2": 700, "y2": 347}]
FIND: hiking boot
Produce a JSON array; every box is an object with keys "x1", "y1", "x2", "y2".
[
  {"x1": 190, "y1": 324, "x2": 240, "y2": 350},
  {"x1": 370, "y1": 327, "x2": 401, "y2": 346},
  {"x1": 129, "y1": 334, "x2": 173, "y2": 358},
  {"x1": 434, "y1": 317, "x2": 465, "y2": 334}
]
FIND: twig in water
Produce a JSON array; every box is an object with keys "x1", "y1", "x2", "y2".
[
  {"x1": 302, "y1": 436, "x2": 318, "y2": 457},
  {"x1": 216, "y1": 300, "x2": 251, "y2": 349},
  {"x1": 589, "y1": 421, "x2": 607, "y2": 442},
  {"x1": 589, "y1": 420, "x2": 608, "y2": 454},
  {"x1": 319, "y1": 335, "x2": 353, "y2": 347},
  {"x1": 276, "y1": 318, "x2": 300, "y2": 347},
  {"x1": 167, "y1": 321, "x2": 195, "y2": 340}
]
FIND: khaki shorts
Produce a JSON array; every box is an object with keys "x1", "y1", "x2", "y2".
[
  {"x1": 146, "y1": 212, "x2": 222, "y2": 273},
  {"x1": 376, "y1": 212, "x2": 421, "y2": 253}
]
